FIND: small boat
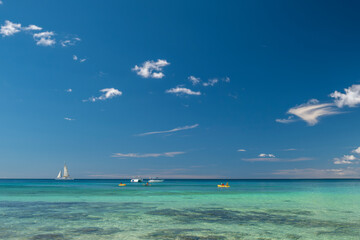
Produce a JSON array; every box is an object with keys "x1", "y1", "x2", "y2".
[
  {"x1": 55, "y1": 163, "x2": 74, "y2": 180},
  {"x1": 148, "y1": 177, "x2": 164, "y2": 183},
  {"x1": 143, "y1": 182, "x2": 151, "y2": 186},
  {"x1": 131, "y1": 177, "x2": 143, "y2": 183},
  {"x1": 218, "y1": 182, "x2": 230, "y2": 188},
  {"x1": 118, "y1": 183, "x2": 126, "y2": 187}
]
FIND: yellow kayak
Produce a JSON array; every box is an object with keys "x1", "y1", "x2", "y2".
[
  {"x1": 218, "y1": 182, "x2": 230, "y2": 188},
  {"x1": 118, "y1": 184, "x2": 126, "y2": 187}
]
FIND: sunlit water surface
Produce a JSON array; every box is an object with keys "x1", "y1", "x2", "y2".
[{"x1": 0, "y1": 179, "x2": 360, "y2": 239}]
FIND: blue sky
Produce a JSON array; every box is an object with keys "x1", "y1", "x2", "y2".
[{"x1": 1, "y1": 0, "x2": 360, "y2": 178}]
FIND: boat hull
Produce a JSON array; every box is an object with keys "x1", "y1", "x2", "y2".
[
  {"x1": 55, "y1": 178, "x2": 74, "y2": 180},
  {"x1": 148, "y1": 180, "x2": 164, "y2": 183}
]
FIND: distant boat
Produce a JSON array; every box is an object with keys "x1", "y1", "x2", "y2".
[
  {"x1": 148, "y1": 177, "x2": 164, "y2": 183},
  {"x1": 55, "y1": 164, "x2": 74, "y2": 180},
  {"x1": 131, "y1": 177, "x2": 143, "y2": 183}
]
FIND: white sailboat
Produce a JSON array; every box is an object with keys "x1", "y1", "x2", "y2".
[{"x1": 55, "y1": 164, "x2": 74, "y2": 180}]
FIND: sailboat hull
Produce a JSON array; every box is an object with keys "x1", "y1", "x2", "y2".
[{"x1": 55, "y1": 177, "x2": 74, "y2": 180}]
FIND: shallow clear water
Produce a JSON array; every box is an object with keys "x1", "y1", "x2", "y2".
[{"x1": 0, "y1": 179, "x2": 360, "y2": 239}]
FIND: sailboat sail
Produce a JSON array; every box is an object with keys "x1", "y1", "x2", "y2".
[
  {"x1": 55, "y1": 163, "x2": 73, "y2": 180},
  {"x1": 63, "y1": 165, "x2": 69, "y2": 178}
]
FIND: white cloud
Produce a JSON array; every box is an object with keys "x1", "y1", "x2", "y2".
[
  {"x1": 166, "y1": 87, "x2": 201, "y2": 96},
  {"x1": 23, "y1": 25, "x2": 42, "y2": 31},
  {"x1": 0, "y1": 1, "x2": 3, "y2": 5},
  {"x1": 132, "y1": 59, "x2": 170, "y2": 79},
  {"x1": 84, "y1": 88, "x2": 122, "y2": 102},
  {"x1": 278, "y1": 84, "x2": 360, "y2": 126},
  {"x1": 112, "y1": 151, "x2": 185, "y2": 158},
  {"x1": 137, "y1": 124, "x2": 199, "y2": 136},
  {"x1": 333, "y1": 155, "x2": 357, "y2": 164},
  {"x1": 66, "y1": 88, "x2": 72, "y2": 92},
  {"x1": 188, "y1": 76, "x2": 201, "y2": 85},
  {"x1": 287, "y1": 99, "x2": 339, "y2": 126},
  {"x1": 0, "y1": 20, "x2": 21, "y2": 36},
  {"x1": 73, "y1": 55, "x2": 86, "y2": 62},
  {"x1": 275, "y1": 116, "x2": 295, "y2": 124},
  {"x1": 237, "y1": 149, "x2": 246, "y2": 152},
  {"x1": 64, "y1": 117, "x2": 75, "y2": 121},
  {"x1": 352, "y1": 147, "x2": 360, "y2": 154},
  {"x1": 330, "y1": 84, "x2": 360, "y2": 108},
  {"x1": 33, "y1": 31, "x2": 56, "y2": 46},
  {"x1": 222, "y1": 77, "x2": 230, "y2": 83},
  {"x1": 61, "y1": 37, "x2": 81, "y2": 47},
  {"x1": 259, "y1": 153, "x2": 275, "y2": 158},
  {"x1": 203, "y1": 78, "x2": 218, "y2": 87},
  {"x1": 272, "y1": 168, "x2": 359, "y2": 178},
  {"x1": 243, "y1": 157, "x2": 312, "y2": 162}
]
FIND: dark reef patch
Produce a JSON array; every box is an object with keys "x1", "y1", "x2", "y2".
[
  {"x1": 145, "y1": 228, "x2": 225, "y2": 240},
  {"x1": 30, "y1": 233, "x2": 66, "y2": 240},
  {"x1": 70, "y1": 227, "x2": 122, "y2": 236},
  {"x1": 147, "y1": 207, "x2": 360, "y2": 236}
]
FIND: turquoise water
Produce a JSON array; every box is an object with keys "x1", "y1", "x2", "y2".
[{"x1": 1, "y1": 180, "x2": 360, "y2": 239}]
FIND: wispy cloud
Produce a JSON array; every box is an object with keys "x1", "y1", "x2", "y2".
[
  {"x1": 23, "y1": 25, "x2": 42, "y2": 31},
  {"x1": 203, "y1": 78, "x2": 218, "y2": 87},
  {"x1": 259, "y1": 153, "x2": 275, "y2": 158},
  {"x1": 33, "y1": 31, "x2": 56, "y2": 46},
  {"x1": 112, "y1": 151, "x2": 185, "y2": 158},
  {"x1": 278, "y1": 99, "x2": 339, "y2": 126},
  {"x1": 0, "y1": 1, "x2": 3, "y2": 5},
  {"x1": 132, "y1": 59, "x2": 170, "y2": 79},
  {"x1": 243, "y1": 157, "x2": 312, "y2": 162},
  {"x1": 0, "y1": 20, "x2": 21, "y2": 36},
  {"x1": 333, "y1": 146, "x2": 360, "y2": 164},
  {"x1": 237, "y1": 149, "x2": 246, "y2": 152},
  {"x1": 73, "y1": 55, "x2": 86, "y2": 62},
  {"x1": 275, "y1": 116, "x2": 295, "y2": 124},
  {"x1": 64, "y1": 117, "x2": 75, "y2": 121},
  {"x1": 188, "y1": 76, "x2": 200, "y2": 85},
  {"x1": 333, "y1": 155, "x2": 357, "y2": 164},
  {"x1": 277, "y1": 84, "x2": 360, "y2": 126},
  {"x1": 66, "y1": 88, "x2": 72, "y2": 93},
  {"x1": 272, "y1": 167, "x2": 360, "y2": 178},
  {"x1": 352, "y1": 147, "x2": 360, "y2": 154},
  {"x1": 166, "y1": 87, "x2": 201, "y2": 96},
  {"x1": 61, "y1": 37, "x2": 81, "y2": 47},
  {"x1": 84, "y1": 88, "x2": 122, "y2": 102},
  {"x1": 137, "y1": 124, "x2": 199, "y2": 136},
  {"x1": 283, "y1": 148, "x2": 297, "y2": 151}
]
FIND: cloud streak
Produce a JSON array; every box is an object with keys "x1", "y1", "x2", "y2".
[
  {"x1": 166, "y1": 87, "x2": 201, "y2": 96},
  {"x1": 243, "y1": 157, "x2": 312, "y2": 162},
  {"x1": 112, "y1": 152, "x2": 185, "y2": 158},
  {"x1": 137, "y1": 124, "x2": 199, "y2": 136},
  {"x1": 272, "y1": 167, "x2": 360, "y2": 178}
]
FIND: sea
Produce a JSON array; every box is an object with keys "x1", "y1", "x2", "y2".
[{"x1": 0, "y1": 179, "x2": 359, "y2": 240}]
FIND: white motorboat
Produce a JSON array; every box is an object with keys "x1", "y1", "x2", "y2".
[
  {"x1": 131, "y1": 177, "x2": 143, "y2": 183},
  {"x1": 148, "y1": 177, "x2": 164, "y2": 183}
]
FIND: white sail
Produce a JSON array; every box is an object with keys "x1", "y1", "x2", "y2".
[
  {"x1": 56, "y1": 171, "x2": 62, "y2": 179},
  {"x1": 63, "y1": 164, "x2": 69, "y2": 178}
]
